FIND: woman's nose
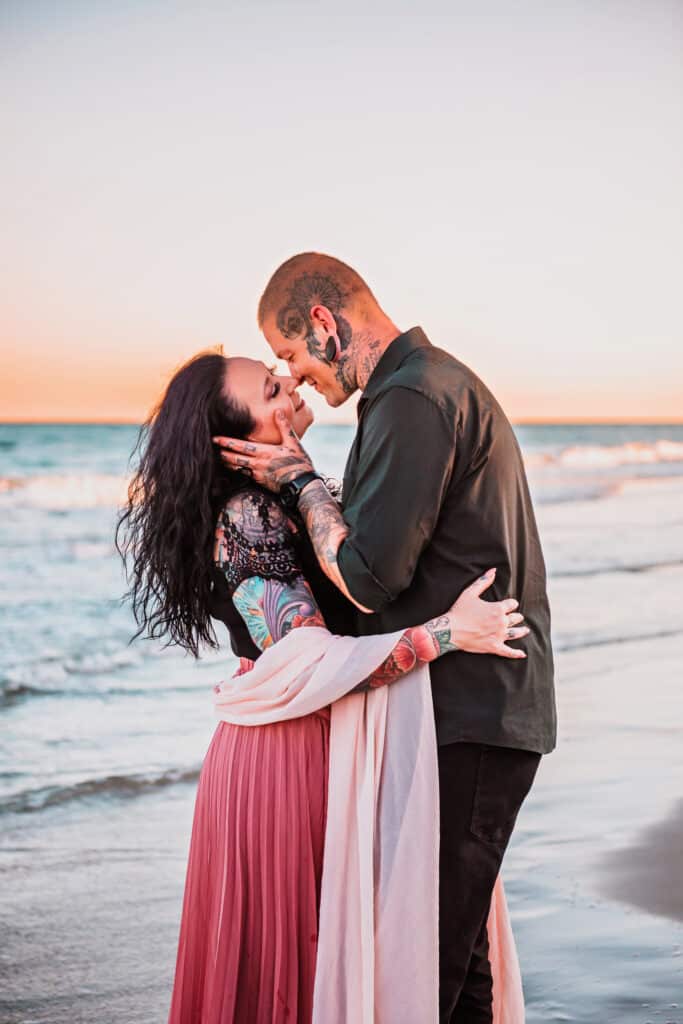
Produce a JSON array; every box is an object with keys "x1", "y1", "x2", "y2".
[{"x1": 282, "y1": 374, "x2": 301, "y2": 393}]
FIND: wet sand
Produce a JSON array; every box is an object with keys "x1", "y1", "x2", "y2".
[
  {"x1": 508, "y1": 626, "x2": 683, "y2": 1023},
  {"x1": 1, "y1": 628, "x2": 682, "y2": 1023},
  {"x1": 600, "y1": 799, "x2": 683, "y2": 925},
  {"x1": 0, "y1": 786, "x2": 195, "y2": 1024}
]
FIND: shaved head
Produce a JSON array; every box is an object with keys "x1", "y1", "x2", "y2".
[{"x1": 257, "y1": 252, "x2": 380, "y2": 337}]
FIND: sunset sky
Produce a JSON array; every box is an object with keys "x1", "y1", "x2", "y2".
[{"x1": 1, "y1": 0, "x2": 681, "y2": 424}]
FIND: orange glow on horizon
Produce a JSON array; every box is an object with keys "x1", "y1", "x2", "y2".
[
  {"x1": 3, "y1": 322, "x2": 681, "y2": 427},
  {"x1": 2, "y1": 344, "x2": 682, "y2": 426}
]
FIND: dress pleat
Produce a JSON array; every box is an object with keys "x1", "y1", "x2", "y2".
[{"x1": 168, "y1": 710, "x2": 330, "y2": 1024}]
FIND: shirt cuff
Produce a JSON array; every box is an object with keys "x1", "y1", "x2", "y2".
[{"x1": 337, "y1": 539, "x2": 393, "y2": 613}]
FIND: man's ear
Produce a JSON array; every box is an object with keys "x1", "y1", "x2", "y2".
[{"x1": 309, "y1": 304, "x2": 336, "y2": 335}]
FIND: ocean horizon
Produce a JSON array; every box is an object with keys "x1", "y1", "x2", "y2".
[{"x1": 3, "y1": 418, "x2": 683, "y2": 425}]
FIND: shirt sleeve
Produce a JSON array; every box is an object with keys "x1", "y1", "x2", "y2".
[{"x1": 337, "y1": 386, "x2": 456, "y2": 612}]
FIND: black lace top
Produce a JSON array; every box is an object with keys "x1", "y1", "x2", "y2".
[
  {"x1": 214, "y1": 488, "x2": 302, "y2": 596},
  {"x1": 208, "y1": 483, "x2": 354, "y2": 662}
]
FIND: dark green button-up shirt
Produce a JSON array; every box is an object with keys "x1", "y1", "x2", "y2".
[{"x1": 336, "y1": 327, "x2": 556, "y2": 754}]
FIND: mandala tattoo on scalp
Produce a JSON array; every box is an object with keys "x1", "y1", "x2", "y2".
[{"x1": 276, "y1": 272, "x2": 346, "y2": 342}]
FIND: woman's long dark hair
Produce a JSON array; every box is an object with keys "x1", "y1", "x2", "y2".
[{"x1": 116, "y1": 351, "x2": 255, "y2": 657}]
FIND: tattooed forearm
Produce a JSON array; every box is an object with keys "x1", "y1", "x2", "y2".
[
  {"x1": 296, "y1": 479, "x2": 371, "y2": 610},
  {"x1": 233, "y1": 575, "x2": 325, "y2": 650},
  {"x1": 354, "y1": 614, "x2": 460, "y2": 692},
  {"x1": 353, "y1": 632, "x2": 418, "y2": 690}
]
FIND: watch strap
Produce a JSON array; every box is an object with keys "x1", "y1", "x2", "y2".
[{"x1": 281, "y1": 471, "x2": 322, "y2": 508}]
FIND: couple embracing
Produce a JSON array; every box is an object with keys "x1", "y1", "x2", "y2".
[{"x1": 118, "y1": 252, "x2": 556, "y2": 1023}]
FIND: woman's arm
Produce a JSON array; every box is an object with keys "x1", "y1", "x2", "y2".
[
  {"x1": 233, "y1": 567, "x2": 528, "y2": 693},
  {"x1": 232, "y1": 572, "x2": 442, "y2": 690}
]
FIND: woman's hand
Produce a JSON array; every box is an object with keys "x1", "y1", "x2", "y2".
[{"x1": 442, "y1": 568, "x2": 529, "y2": 659}]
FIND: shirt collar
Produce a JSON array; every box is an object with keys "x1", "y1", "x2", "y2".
[{"x1": 358, "y1": 326, "x2": 432, "y2": 413}]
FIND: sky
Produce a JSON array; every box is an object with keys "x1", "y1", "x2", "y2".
[{"x1": 1, "y1": 0, "x2": 682, "y2": 423}]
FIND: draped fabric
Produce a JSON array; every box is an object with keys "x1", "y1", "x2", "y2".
[{"x1": 212, "y1": 626, "x2": 524, "y2": 1023}]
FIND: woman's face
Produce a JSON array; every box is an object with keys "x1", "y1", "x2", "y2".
[{"x1": 223, "y1": 357, "x2": 314, "y2": 444}]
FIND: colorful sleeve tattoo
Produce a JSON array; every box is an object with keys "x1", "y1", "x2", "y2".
[
  {"x1": 232, "y1": 574, "x2": 459, "y2": 691},
  {"x1": 232, "y1": 575, "x2": 326, "y2": 648}
]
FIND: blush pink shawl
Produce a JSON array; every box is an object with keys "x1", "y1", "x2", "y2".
[{"x1": 213, "y1": 626, "x2": 524, "y2": 1023}]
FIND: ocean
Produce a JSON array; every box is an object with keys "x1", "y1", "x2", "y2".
[{"x1": 1, "y1": 421, "x2": 682, "y2": 1022}]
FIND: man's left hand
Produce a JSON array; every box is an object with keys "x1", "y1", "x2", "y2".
[{"x1": 213, "y1": 411, "x2": 314, "y2": 492}]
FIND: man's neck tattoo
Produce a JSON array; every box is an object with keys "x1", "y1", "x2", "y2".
[
  {"x1": 357, "y1": 337, "x2": 384, "y2": 391},
  {"x1": 332, "y1": 329, "x2": 386, "y2": 396}
]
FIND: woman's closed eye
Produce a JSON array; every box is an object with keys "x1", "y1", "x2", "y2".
[{"x1": 267, "y1": 366, "x2": 281, "y2": 398}]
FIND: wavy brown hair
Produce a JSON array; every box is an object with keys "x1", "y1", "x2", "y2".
[{"x1": 116, "y1": 351, "x2": 255, "y2": 657}]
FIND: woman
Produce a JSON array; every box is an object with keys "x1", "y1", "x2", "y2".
[{"x1": 117, "y1": 351, "x2": 529, "y2": 1023}]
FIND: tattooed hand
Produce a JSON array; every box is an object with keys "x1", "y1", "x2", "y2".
[
  {"x1": 444, "y1": 568, "x2": 529, "y2": 659},
  {"x1": 213, "y1": 411, "x2": 314, "y2": 492}
]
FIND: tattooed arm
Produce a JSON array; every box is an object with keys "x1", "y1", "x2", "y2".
[
  {"x1": 231, "y1": 574, "x2": 325, "y2": 650},
  {"x1": 296, "y1": 478, "x2": 365, "y2": 608},
  {"x1": 232, "y1": 572, "x2": 466, "y2": 691}
]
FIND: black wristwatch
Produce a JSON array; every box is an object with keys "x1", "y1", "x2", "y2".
[{"x1": 280, "y1": 471, "x2": 322, "y2": 510}]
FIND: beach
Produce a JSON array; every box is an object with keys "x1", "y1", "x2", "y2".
[{"x1": 1, "y1": 422, "x2": 683, "y2": 1022}]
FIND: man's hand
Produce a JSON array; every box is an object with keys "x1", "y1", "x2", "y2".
[{"x1": 213, "y1": 411, "x2": 314, "y2": 492}]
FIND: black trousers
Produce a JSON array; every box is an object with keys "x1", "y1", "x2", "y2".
[{"x1": 438, "y1": 742, "x2": 541, "y2": 1024}]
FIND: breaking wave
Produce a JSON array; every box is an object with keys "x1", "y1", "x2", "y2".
[
  {"x1": 0, "y1": 473, "x2": 127, "y2": 509},
  {"x1": 1, "y1": 766, "x2": 201, "y2": 815}
]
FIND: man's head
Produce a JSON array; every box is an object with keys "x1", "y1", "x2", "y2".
[{"x1": 257, "y1": 252, "x2": 393, "y2": 407}]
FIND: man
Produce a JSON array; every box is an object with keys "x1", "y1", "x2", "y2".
[{"x1": 216, "y1": 252, "x2": 556, "y2": 1022}]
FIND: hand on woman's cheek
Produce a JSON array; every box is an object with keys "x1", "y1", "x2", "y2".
[
  {"x1": 262, "y1": 408, "x2": 293, "y2": 445},
  {"x1": 250, "y1": 416, "x2": 279, "y2": 446}
]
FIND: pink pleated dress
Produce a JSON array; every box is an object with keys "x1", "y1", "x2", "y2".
[
  {"x1": 168, "y1": 486, "x2": 340, "y2": 1023},
  {"x1": 167, "y1": 708, "x2": 330, "y2": 1023}
]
